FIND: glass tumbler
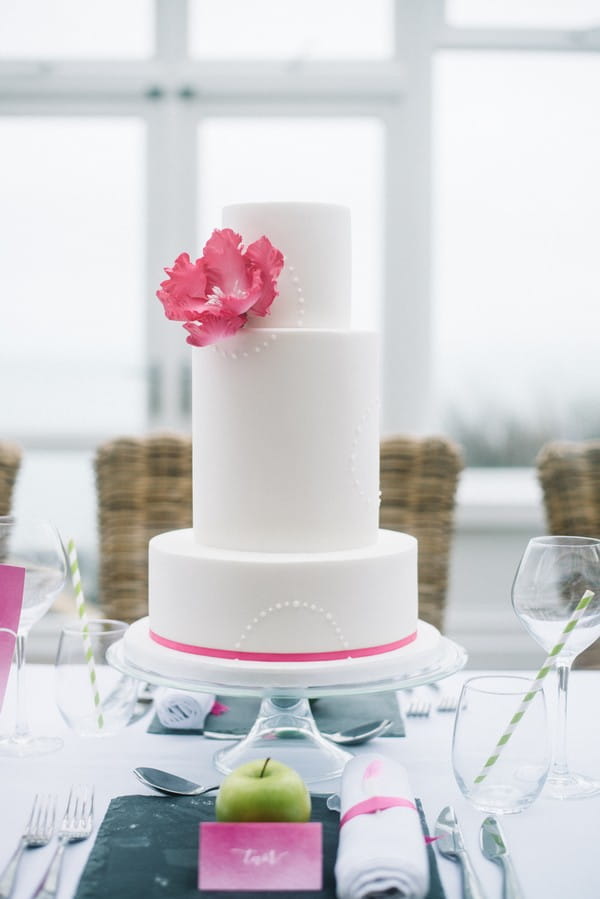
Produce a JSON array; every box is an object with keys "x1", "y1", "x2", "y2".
[
  {"x1": 55, "y1": 619, "x2": 138, "y2": 736},
  {"x1": 452, "y1": 675, "x2": 550, "y2": 814}
]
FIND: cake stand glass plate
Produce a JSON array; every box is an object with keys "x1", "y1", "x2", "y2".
[{"x1": 108, "y1": 620, "x2": 466, "y2": 783}]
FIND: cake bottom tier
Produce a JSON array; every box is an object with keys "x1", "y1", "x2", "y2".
[{"x1": 148, "y1": 528, "x2": 417, "y2": 660}]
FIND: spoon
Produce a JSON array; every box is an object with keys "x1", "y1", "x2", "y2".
[
  {"x1": 203, "y1": 718, "x2": 393, "y2": 746},
  {"x1": 134, "y1": 766, "x2": 220, "y2": 797},
  {"x1": 323, "y1": 718, "x2": 393, "y2": 745}
]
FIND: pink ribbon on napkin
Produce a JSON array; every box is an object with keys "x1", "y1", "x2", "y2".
[{"x1": 339, "y1": 795, "x2": 439, "y2": 843}]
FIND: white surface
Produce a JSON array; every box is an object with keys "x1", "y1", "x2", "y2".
[
  {"x1": 149, "y1": 529, "x2": 417, "y2": 657},
  {"x1": 1, "y1": 666, "x2": 600, "y2": 899},
  {"x1": 222, "y1": 202, "x2": 351, "y2": 330},
  {"x1": 191, "y1": 329, "x2": 380, "y2": 552},
  {"x1": 119, "y1": 618, "x2": 452, "y2": 692}
]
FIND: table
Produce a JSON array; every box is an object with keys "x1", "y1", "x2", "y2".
[{"x1": 1, "y1": 666, "x2": 599, "y2": 898}]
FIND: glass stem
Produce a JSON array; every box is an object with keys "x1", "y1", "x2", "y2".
[
  {"x1": 552, "y1": 661, "x2": 571, "y2": 779},
  {"x1": 13, "y1": 635, "x2": 31, "y2": 742}
]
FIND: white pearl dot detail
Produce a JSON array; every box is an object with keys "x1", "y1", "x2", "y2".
[
  {"x1": 349, "y1": 398, "x2": 379, "y2": 505},
  {"x1": 236, "y1": 601, "x2": 347, "y2": 648},
  {"x1": 287, "y1": 263, "x2": 305, "y2": 328},
  {"x1": 214, "y1": 331, "x2": 278, "y2": 360}
]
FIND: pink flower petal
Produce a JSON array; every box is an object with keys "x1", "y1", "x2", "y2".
[
  {"x1": 209, "y1": 701, "x2": 230, "y2": 716},
  {"x1": 244, "y1": 236, "x2": 285, "y2": 317},
  {"x1": 183, "y1": 309, "x2": 247, "y2": 347},
  {"x1": 156, "y1": 252, "x2": 210, "y2": 320},
  {"x1": 202, "y1": 228, "x2": 251, "y2": 302}
]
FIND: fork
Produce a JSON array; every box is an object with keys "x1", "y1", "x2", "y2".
[
  {"x1": 436, "y1": 694, "x2": 459, "y2": 713},
  {"x1": 0, "y1": 794, "x2": 56, "y2": 899},
  {"x1": 405, "y1": 698, "x2": 431, "y2": 718},
  {"x1": 33, "y1": 786, "x2": 94, "y2": 899}
]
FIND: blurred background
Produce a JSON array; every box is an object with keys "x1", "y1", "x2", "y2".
[{"x1": 1, "y1": 0, "x2": 599, "y2": 663}]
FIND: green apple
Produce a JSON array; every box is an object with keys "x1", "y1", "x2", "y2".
[{"x1": 215, "y1": 757, "x2": 311, "y2": 822}]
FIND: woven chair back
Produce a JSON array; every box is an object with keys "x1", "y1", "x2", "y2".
[
  {"x1": 0, "y1": 442, "x2": 21, "y2": 517},
  {"x1": 95, "y1": 434, "x2": 192, "y2": 623},
  {"x1": 379, "y1": 435, "x2": 463, "y2": 633},
  {"x1": 537, "y1": 439, "x2": 600, "y2": 668}
]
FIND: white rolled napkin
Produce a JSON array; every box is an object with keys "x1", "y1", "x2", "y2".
[
  {"x1": 154, "y1": 689, "x2": 216, "y2": 730},
  {"x1": 334, "y1": 753, "x2": 429, "y2": 899}
]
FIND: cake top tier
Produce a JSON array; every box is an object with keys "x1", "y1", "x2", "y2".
[{"x1": 223, "y1": 202, "x2": 351, "y2": 330}]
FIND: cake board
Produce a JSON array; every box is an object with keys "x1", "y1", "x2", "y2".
[{"x1": 109, "y1": 618, "x2": 466, "y2": 782}]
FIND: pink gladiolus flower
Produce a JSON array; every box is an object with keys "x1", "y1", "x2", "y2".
[{"x1": 156, "y1": 228, "x2": 284, "y2": 346}]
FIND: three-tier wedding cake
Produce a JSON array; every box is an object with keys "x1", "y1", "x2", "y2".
[{"x1": 124, "y1": 203, "x2": 441, "y2": 687}]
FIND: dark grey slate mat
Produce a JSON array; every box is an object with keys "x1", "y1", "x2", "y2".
[
  {"x1": 73, "y1": 794, "x2": 445, "y2": 899},
  {"x1": 147, "y1": 692, "x2": 405, "y2": 738}
]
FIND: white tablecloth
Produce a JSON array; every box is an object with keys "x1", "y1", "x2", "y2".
[{"x1": 1, "y1": 666, "x2": 599, "y2": 898}]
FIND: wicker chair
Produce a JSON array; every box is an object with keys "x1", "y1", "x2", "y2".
[
  {"x1": 379, "y1": 435, "x2": 464, "y2": 633},
  {"x1": 537, "y1": 439, "x2": 600, "y2": 668},
  {"x1": 94, "y1": 434, "x2": 192, "y2": 623},
  {"x1": 0, "y1": 441, "x2": 22, "y2": 516}
]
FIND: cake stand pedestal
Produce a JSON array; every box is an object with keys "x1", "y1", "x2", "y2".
[{"x1": 108, "y1": 628, "x2": 467, "y2": 783}]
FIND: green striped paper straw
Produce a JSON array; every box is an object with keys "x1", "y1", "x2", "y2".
[
  {"x1": 474, "y1": 588, "x2": 594, "y2": 784},
  {"x1": 67, "y1": 538, "x2": 104, "y2": 731}
]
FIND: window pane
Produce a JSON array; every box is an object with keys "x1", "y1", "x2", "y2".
[
  {"x1": 0, "y1": 0, "x2": 153, "y2": 59},
  {"x1": 433, "y1": 53, "x2": 600, "y2": 466},
  {"x1": 0, "y1": 118, "x2": 147, "y2": 438},
  {"x1": 191, "y1": 0, "x2": 393, "y2": 60},
  {"x1": 198, "y1": 118, "x2": 384, "y2": 330},
  {"x1": 447, "y1": 0, "x2": 600, "y2": 29}
]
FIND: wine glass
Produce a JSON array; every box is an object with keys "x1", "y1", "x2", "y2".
[
  {"x1": 0, "y1": 515, "x2": 67, "y2": 756},
  {"x1": 511, "y1": 535, "x2": 600, "y2": 799}
]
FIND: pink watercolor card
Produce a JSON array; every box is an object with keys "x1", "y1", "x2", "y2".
[
  {"x1": 0, "y1": 564, "x2": 25, "y2": 712},
  {"x1": 198, "y1": 821, "x2": 323, "y2": 892}
]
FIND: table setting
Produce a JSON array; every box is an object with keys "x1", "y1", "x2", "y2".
[{"x1": 2, "y1": 521, "x2": 600, "y2": 898}]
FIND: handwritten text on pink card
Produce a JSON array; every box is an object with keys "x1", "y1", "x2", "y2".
[
  {"x1": 199, "y1": 821, "x2": 322, "y2": 891},
  {"x1": 0, "y1": 564, "x2": 25, "y2": 712}
]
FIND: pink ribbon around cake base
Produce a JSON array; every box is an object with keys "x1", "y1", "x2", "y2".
[{"x1": 149, "y1": 629, "x2": 418, "y2": 663}]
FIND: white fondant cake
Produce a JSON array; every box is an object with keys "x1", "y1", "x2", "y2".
[{"x1": 128, "y1": 202, "x2": 429, "y2": 671}]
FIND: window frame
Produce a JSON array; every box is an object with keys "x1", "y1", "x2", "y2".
[{"x1": 1, "y1": 0, "x2": 599, "y2": 450}]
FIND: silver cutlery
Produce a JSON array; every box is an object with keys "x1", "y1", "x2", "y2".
[
  {"x1": 203, "y1": 718, "x2": 393, "y2": 745},
  {"x1": 405, "y1": 699, "x2": 431, "y2": 718},
  {"x1": 133, "y1": 767, "x2": 220, "y2": 797},
  {"x1": 33, "y1": 785, "x2": 94, "y2": 899},
  {"x1": 480, "y1": 815, "x2": 524, "y2": 899},
  {"x1": 437, "y1": 694, "x2": 459, "y2": 713},
  {"x1": 435, "y1": 805, "x2": 488, "y2": 899},
  {"x1": 0, "y1": 794, "x2": 56, "y2": 899}
]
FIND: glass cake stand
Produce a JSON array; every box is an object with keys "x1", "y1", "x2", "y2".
[{"x1": 108, "y1": 632, "x2": 467, "y2": 783}]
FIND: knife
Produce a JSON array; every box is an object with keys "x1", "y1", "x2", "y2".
[
  {"x1": 480, "y1": 815, "x2": 524, "y2": 899},
  {"x1": 435, "y1": 805, "x2": 488, "y2": 899}
]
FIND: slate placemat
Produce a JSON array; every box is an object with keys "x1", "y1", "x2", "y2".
[
  {"x1": 147, "y1": 692, "x2": 405, "y2": 738},
  {"x1": 74, "y1": 794, "x2": 445, "y2": 899}
]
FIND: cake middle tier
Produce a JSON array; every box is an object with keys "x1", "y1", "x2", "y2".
[{"x1": 193, "y1": 329, "x2": 380, "y2": 553}]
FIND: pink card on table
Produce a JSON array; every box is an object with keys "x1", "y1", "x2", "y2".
[
  {"x1": 199, "y1": 822, "x2": 322, "y2": 892},
  {"x1": 0, "y1": 564, "x2": 25, "y2": 712}
]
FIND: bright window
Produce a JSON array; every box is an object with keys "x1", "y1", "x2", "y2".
[
  {"x1": 433, "y1": 52, "x2": 600, "y2": 465},
  {"x1": 0, "y1": 0, "x2": 153, "y2": 59},
  {"x1": 190, "y1": 0, "x2": 394, "y2": 60},
  {"x1": 0, "y1": 117, "x2": 147, "y2": 438}
]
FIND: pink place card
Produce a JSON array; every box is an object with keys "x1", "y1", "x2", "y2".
[
  {"x1": 0, "y1": 564, "x2": 25, "y2": 712},
  {"x1": 198, "y1": 822, "x2": 322, "y2": 892}
]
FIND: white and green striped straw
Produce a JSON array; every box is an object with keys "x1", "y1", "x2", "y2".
[
  {"x1": 67, "y1": 538, "x2": 104, "y2": 731},
  {"x1": 474, "y1": 588, "x2": 594, "y2": 784}
]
